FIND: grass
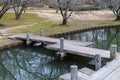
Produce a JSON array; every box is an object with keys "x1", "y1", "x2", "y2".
[
  {"x1": 0, "y1": 13, "x2": 45, "y2": 29},
  {"x1": 1, "y1": 11, "x2": 120, "y2": 36},
  {"x1": 9, "y1": 19, "x2": 120, "y2": 36},
  {"x1": 0, "y1": 37, "x2": 22, "y2": 47}
]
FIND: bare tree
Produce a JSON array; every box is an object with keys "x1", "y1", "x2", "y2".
[
  {"x1": 0, "y1": 0, "x2": 11, "y2": 19},
  {"x1": 11, "y1": 0, "x2": 42, "y2": 20},
  {"x1": 45, "y1": 0, "x2": 59, "y2": 13},
  {"x1": 57, "y1": 0, "x2": 77, "y2": 25},
  {"x1": 109, "y1": 0, "x2": 120, "y2": 21},
  {"x1": 11, "y1": 0, "x2": 32, "y2": 20}
]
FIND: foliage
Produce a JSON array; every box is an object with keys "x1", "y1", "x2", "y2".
[{"x1": 74, "y1": 5, "x2": 107, "y2": 11}]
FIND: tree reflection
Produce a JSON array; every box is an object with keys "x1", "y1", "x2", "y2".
[
  {"x1": 0, "y1": 46, "x2": 74, "y2": 80},
  {"x1": 64, "y1": 27, "x2": 120, "y2": 51},
  {"x1": 0, "y1": 45, "x2": 92, "y2": 80},
  {"x1": 0, "y1": 46, "x2": 57, "y2": 80}
]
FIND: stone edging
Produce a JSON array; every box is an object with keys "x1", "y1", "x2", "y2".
[{"x1": 49, "y1": 25, "x2": 120, "y2": 38}]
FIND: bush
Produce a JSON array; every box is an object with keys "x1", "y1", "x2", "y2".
[{"x1": 71, "y1": 5, "x2": 107, "y2": 11}]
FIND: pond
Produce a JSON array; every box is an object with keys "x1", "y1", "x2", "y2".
[
  {"x1": 0, "y1": 27, "x2": 120, "y2": 80},
  {"x1": 64, "y1": 27, "x2": 120, "y2": 51},
  {"x1": 0, "y1": 46, "x2": 93, "y2": 80}
]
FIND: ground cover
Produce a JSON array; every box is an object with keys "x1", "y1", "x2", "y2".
[
  {"x1": 0, "y1": 10, "x2": 120, "y2": 36},
  {"x1": 0, "y1": 13, "x2": 45, "y2": 29},
  {"x1": 9, "y1": 20, "x2": 120, "y2": 36}
]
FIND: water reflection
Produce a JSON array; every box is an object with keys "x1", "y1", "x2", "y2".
[
  {"x1": 0, "y1": 46, "x2": 92, "y2": 80},
  {"x1": 64, "y1": 28, "x2": 120, "y2": 51}
]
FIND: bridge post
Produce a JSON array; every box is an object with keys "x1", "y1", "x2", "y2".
[
  {"x1": 40, "y1": 28, "x2": 44, "y2": 36},
  {"x1": 70, "y1": 65, "x2": 78, "y2": 80},
  {"x1": 95, "y1": 54, "x2": 101, "y2": 71},
  {"x1": 110, "y1": 45, "x2": 117, "y2": 61},
  {"x1": 60, "y1": 38, "x2": 64, "y2": 53},
  {"x1": 85, "y1": 32, "x2": 89, "y2": 42},
  {"x1": 26, "y1": 32, "x2": 31, "y2": 45},
  {"x1": 57, "y1": 38, "x2": 66, "y2": 59},
  {"x1": 68, "y1": 35, "x2": 71, "y2": 40}
]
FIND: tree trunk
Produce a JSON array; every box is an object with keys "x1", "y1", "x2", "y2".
[
  {"x1": 15, "y1": 6, "x2": 25, "y2": 20},
  {"x1": 15, "y1": 14, "x2": 21, "y2": 20},
  {"x1": 115, "y1": 16, "x2": 120, "y2": 21},
  {"x1": 62, "y1": 18, "x2": 67, "y2": 25},
  {"x1": 0, "y1": 8, "x2": 9, "y2": 19},
  {"x1": 0, "y1": 11, "x2": 7, "y2": 19}
]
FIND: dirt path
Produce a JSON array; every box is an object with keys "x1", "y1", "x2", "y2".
[{"x1": 31, "y1": 10, "x2": 114, "y2": 21}]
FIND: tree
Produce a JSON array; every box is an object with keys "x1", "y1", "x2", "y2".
[
  {"x1": 45, "y1": 0, "x2": 59, "y2": 13},
  {"x1": 11, "y1": 0, "x2": 42, "y2": 20},
  {"x1": 109, "y1": 0, "x2": 120, "y2": 21},
  {"x1": 11, "y1": 0, "x2": 32, "y2": 20},
  {"x1": 0, "y1": 0, "x2": 11, "y2": 19},
  {"x1": 57, "y1": 0, "x2": 76, "y2": 25}
]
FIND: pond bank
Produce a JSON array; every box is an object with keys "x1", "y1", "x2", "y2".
[
  {"x1": 0, "y1": 37, "x2": 23, "y2": 51},
  {"x1": 0, "y1": 24, "x2": 120, "y2": 51},
  {"x1": 49, "y1": 24, "x2": 120, "y2": 38}
]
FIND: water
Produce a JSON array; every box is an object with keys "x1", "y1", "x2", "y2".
[
  {"x1": 0, "y1": 27, "x2": 120, "y2": 80},
  {"x1": 64, "y1": 27, "x2": 120, "y2": 51},
  {"x1": 0, "y1": 46, "x2": 93, "y2": 80}
]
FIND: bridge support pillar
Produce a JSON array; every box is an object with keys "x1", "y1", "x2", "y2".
[
  {"x1": 57, "y1": 38, "x2": 66, "y2": 59},
  {"x1": 95, "y1": 54, "x2": 101, "y2": 71},
  {"x1": 70, "y1": 65, "x2": 78, "y2": 80},
  {"x1": 40, "y1": 28, "x2": 44, "y2": 36},
  {"x1": 26, "y1": 32, "x2": 31, "y2": 45},
  {"x1": 110, "y1": 45, "x2": 117, "y2": 61}
]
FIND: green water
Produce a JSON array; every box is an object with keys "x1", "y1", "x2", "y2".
[
  {"x1": 64, "y1": 27, "x2": 120, "y2": 51},
  {"x1": 0, "y1": 46, "x2": 93, "y2": 80}
]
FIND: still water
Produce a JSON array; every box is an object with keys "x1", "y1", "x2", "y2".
[
  {"x1": 0, "y1": 46, "x2": 92, "y2": 80},
  {"x1": 0, "y1": 27, "x2": 120, "y2": 80},
  {"x1": 64, "y1": 27, "x2": 120, "y2": 51}
]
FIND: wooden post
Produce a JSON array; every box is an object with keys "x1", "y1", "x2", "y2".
[
  {"x1": 75, "y1": 34, "x2": 79, "y2": 41},
  {"x1": 68, "y1": 35, "x2": 71, "y2": 40},
  {"x1": 56, "y1": 38, "x2": 66, "y2": 59},
  {"x1": 40, "y1": 28, "x2": 44, "y2": 36},
  {"x1": 85, "y1": 32, "x2": 89, "y2": 42},
  {"x1": 60, "y1": 38, "x2": 64, "y2": 53},
  {"x1": 26, "y1": 32, "x2": 31, "y2": 45},
  {"x1": 95, "y1": 54, "x2": 101, "y2": 71},
  {"x1": 71, "y1": 65, "x2": 78, "y2": 80},
  {"x1": 110, "y1": 45, "x2": 117, "y2": 61}
]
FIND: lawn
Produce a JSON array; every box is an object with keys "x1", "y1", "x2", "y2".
[
  {"x1": 1, "y1": 11, "x2": 120, "y2": 36},
  {"x1": 9, "y1": 19, "x2": 120, "y2": 36},
  {"x1": 0, "y1": 13, "x2": 45, "y2": 29}
]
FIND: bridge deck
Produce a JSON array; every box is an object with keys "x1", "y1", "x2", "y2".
[
  {"x1": 89, "y1": 56, "x2": 120, "y2": 80},
  {"x1": 46, "y1": 43, "x2": 110, "y2": 59},
  {"x1": 9, "y1": 34, "x2": 110, "y2": 59},
  {"x1": 9, "y1": 34, "x2": 94, "y2": 46}
]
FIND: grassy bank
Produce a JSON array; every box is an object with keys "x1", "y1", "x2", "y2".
[
  {"x1": 1, "y1": 11, "x2": 119, "y2": 36},
  {"x1": 0, "y1": 37, "x2": 22, "y2": 47},
  {"x1": 9, "y1": 20, "x2": 120, "y2": 36}
]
